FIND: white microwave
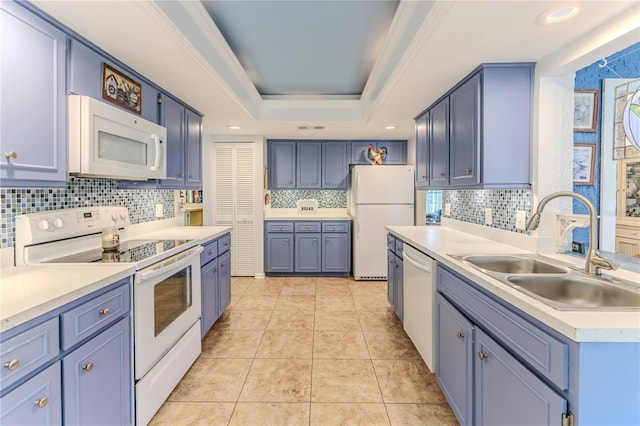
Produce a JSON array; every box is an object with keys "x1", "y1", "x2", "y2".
[{"x1": 68, "y1": 95, "x2": 167, "y2": 180}]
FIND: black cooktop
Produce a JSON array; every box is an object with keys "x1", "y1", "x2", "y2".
[{"x1": 46, "y1": 239, "x2": 192, "y2": 264}]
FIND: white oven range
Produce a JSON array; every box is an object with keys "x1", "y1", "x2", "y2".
[{"x1": 15, "y1": 206, "x2": 202, "y2": 425}]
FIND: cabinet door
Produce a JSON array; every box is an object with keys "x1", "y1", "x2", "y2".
[
  {"x1": 265, "y1": 233, "x2": 294, "y2": 273},
  {"x1": 449, "y1": 74, "x2": 480, "y2": 187},
  {"x1": 1, "y1": 1, "x2": 67, "y2": 186},
  {"x1": 474, "y1": 328, "x2": 567, "y2": 426},
  {"x1": 0, "y1": 362, "x2": 62, "y2": 426},
  {"x1": 296, "y1": 142, "x2": 321, "y2": 189},
  {"x1": 429, "y1": 98, "x2": 449, "y2": 187},
  {"x1": 387, "y1": 250, "x2": 396, "y2": 307},
  {"x1": 63, "y1": 317, "x2": 131, "y2": 426},
  {"x1": 380, "y1": 140, "x2": 407, "y2": 165},
  {"x1": 394, "y1": 254, "x2": 404, "y2": 322},
  {"x1": 185, "y1": 107, "x2": 202, "y2": 187},
  {"x1": 415, "y1": 113, "x2": 429, "y2": 188},
  {"x1": 322, "y1": 142, "x2": 348, "y2": 189},
  {"x1": 322, "y1": 233, "x2": 349, "y2": 272},
  {"x1": 161, "y1": 95, "x2": 186, "y2": 186},
  {"x1": 436, "y1": 294, "x2": 473, "y2": 426},
  {"x1": 218, "y1": 250, "x2": 232, "y2": 313},
  {"x1": 268, "y1": 141, "x2": 296, "y2": 189},
  {"x1": 350, "y1": 141, "x2": 373, "y2": 165},
  {"x1": 200, "y1": 258, "x2": 219, "y2": 337},
  {"x1": 294, "y1": 233, "x2": 321, "y2": 273}
]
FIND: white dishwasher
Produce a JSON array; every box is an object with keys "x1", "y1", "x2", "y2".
[{"x1": 402, "y1": 243, "x2": 437, "y2": 372}]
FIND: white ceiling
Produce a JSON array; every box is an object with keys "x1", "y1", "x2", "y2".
[{"x1": 31, "y1": 1, "x2": 640, "y2": 140}]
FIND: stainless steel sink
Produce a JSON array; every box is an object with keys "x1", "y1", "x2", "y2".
[
  {"x1": 456, "y1": 255, "x2": 568, "y2": 274},
  {"x1": 507, "y1": 275, "x2": 640, "y2": 309},
  {"x1": 449, "y1": 253, "x2": 640, "y2": 310}
]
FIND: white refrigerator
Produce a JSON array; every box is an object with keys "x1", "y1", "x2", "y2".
[{"x1": 348, "y1": 165, "x2": 415, "y2": 280}]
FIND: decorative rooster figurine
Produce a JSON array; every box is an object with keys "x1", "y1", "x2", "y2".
[{"x1": 367, "y1": 144, "x2": 387, "y2": 165}]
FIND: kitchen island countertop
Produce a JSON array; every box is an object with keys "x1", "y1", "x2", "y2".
[{"x1": 387, "y1": 225, "x2": 640, "y2": 343}]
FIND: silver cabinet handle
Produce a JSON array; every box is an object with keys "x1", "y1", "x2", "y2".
[
  {"x1": 4, "y1": 359, "x2": 19, "y2": 370},
  {"x1": 478, "y1": 352, "x2": 487, "y2": 360},
  {"x1": 220, "y1": 263, "x2": 225, "y2": 268},
  {"x1": 440, "y1": 172, "x2": 446, "y2": 177},
  {"x1": 422, "y1": 175, "x2": 427, "y2": 179},
  {"x1": 83, "y1": 362, "x2": 94, "y2": 372},
  {"x1": 465, "y1": 168, "x2": 472, "y2": 175},
  {"x1": 224, "y1": 242, "x2": 229, "y2": 246},
  {"x1": 99, "y1": 307, "x2": 110, "y2": 316},
  {"x1": 209, "y1": 250, "x2": 214, "y2": 255},
  {"x1": 285, "y1": 239, "x2": 289, "y2": 243},
  {"x1": 178, "y1": 173, "x2": 184, "y2": 178},
  {"x1": 313, "y1": 238, "x2": 317, "y2": 242},
  {"x1": 4, "y1": 151, "x2": 17, "y2": 160},
  {"x1": 456, "y1": 332, "x2": 464, "y2": 339},
  {"x1": 34, "y1": 397, "x2": 48, "y2": 408},
  {"x1": 213, "y1": 268, "x2": 218, "y2": 272}
]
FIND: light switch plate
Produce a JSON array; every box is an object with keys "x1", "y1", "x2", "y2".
[
  {"x1": 444, "y1": 203, "x2": 451, "y2": 216},
  {"x1": 485, "y1": 208, "x2": 493, "y2": 225},
  {"x1": 516, "y1": 210, "x2": 526, "y2": 230},
  {"x1": 155, "y1": 203, "x2": 164, "y2": 218}
]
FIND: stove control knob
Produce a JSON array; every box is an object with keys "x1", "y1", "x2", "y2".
[
  {"x1": 38, "y1": 219, "x2": 50, "y2": 231},
  {"x1": 53, "y1": 218, "x2": 63, "y2": 229}
]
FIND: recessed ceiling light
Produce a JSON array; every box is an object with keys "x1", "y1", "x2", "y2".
[
  {"x1": 385, "y1": 125, "x2": 397, "y2": 130},
  {"x1": 228, "y1": 125, "x2": 241, "y2": 130},
  {"x1": 545, "y1": 5, "x2": 579, "y2": 23}
]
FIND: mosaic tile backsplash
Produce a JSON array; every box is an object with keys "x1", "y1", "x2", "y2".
[
  {"x1": 0, "y1": 178, "x2": 175, "y2": 248},
  {"x1": 442, "y1": 189, "x2": 532, "y2": 234},
  {"x1": 270, "y1": 190, "x2": 347, "y2": 208}
]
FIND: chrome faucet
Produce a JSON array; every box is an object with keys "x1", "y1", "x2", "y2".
[{"x1": 526, "y1": 191, "x2": 617, "y2": 275}]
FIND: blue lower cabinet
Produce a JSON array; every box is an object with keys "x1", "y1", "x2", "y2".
[
  {"x1": 295, "y1": 233, "x2": 321, "y2": 273},
  {"x1": 386, "y1": 234, "x2": 404, "y2": 321},
  {"x1": 200, "y1": 257, "x2": 219, "y2": 337},
  {"x1": 218, "y1": 250, "x2": 232, "y2": 312},
  {"x1": 63, "y1": 317, "x2": 131, "y2": 426},
  {"x1": 265, "y1": 233, "x2": 294, "y2": 273},
  {"x1": 321, "y1": 233, "x2": 350, "y2": 272},
  {"x1": 200, "y1": 233, "x2": 232, "y2": 338},
  {"x1": 0, "y1": 362, "x2": 62, "y2": 425}
]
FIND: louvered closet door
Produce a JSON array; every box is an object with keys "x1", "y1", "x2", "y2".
[{"x1": 214, "y1": 143, "x2": 255, "y2": 276}]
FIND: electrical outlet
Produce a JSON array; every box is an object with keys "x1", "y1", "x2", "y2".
[
  {"x1": 515, "y1": 210, "x2": 526, "y2": 230},
  {"x1": 572, "y1": 241, "x2": 585, "y2": 254},
  {"x1": 444, "y1": 203, "x2": 451, "y2": 216},
  {"x1": 484, "y1": 208, "x2": 493, "y2": 225},
  {"x1": 155, "y1": 203, "x2": 164, "y2": 218}
]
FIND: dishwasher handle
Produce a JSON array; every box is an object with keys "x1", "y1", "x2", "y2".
[{"x1": 403, "y1": 250, "x2": 433, "y2": 273}]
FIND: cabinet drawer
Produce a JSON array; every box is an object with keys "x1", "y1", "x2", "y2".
[
  {"x1": 616, "y1": 225, "x2": 640, "y2": 240},
  {"x1": 321, "y1": 222, "x2": 349, "y2": 233},
  {"x1": 60, "y1": 284, "x2": 130, "y2": 350},
  {"x1": 200, "y1": 239, "x2": 218, "y2": 265},
  {"x1": 395, "y1": 239, "x2": 405, "y2": 256},
  {"x1": 218, "y1": 234, "x2": 231, "y2": 254},
  {"x1": 438, "y1": 266, "x2": 568, "y2": 390},
  {"x1": 0, "y1": 318, "x2": 59, "y2": 389},
  {"x1": 295, "y1": 222, "x2": 321, "y2": 233},
  {"x1": 266, "y1": 222, "x2": 294, "y2": 233},
  {"x1": 387, "y1": 234, "x2": 395, "y2": 251}
]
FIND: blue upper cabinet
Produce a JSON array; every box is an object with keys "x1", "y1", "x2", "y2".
[
  {"x1": 415, "y1": 113, "x2": 429, "y2": 188},
  {"x1": 350, "y1": 140, "x2": 407, "y2": 165},
  {"x1": 161, "y1": 95, "x2": 186, "y2": 186},
  {"x1": 321, "y1": 141, "x2": 349, "y2": 189},
  {"x1": 0, "y1": 1, "x2": 67, "y2": 187},
  {"x1": 296, "y1": 142, "x2": 322, "y2": 189},
  {"x1": 185, "y1": 107, "x2": 203, "y2": 187},
  {"x1": 415, "y1": 63, "x2": 534, "y2": 189},
  {"x1": 268, "y1": 141, "x2": 297, "y2": 189},
  {"x1": 68, "y1": 39, "x2": 160, "y2": 124}
]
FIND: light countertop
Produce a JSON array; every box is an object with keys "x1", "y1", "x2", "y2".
[
  {"x1": 264, "y1": 208, "x2": 351, "y2": 221},
  {"x1": 1, "y1": 224, "x2": 232, "y2": 334},
  {"x1": 387, "y1": 225, "x2": 640, "y2": 343}
]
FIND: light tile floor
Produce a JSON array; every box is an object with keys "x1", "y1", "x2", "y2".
[{"x1": 149, "y1": 276, "x2": 458, "y2": 425}]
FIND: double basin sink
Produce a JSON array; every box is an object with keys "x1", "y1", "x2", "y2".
[{"x1": 450, "y1": 254, "x2": 640, "y2": 311}]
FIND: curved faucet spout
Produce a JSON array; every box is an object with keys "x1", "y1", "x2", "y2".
[{"x1": 528, "y1": 191, "x2": 617, "y2": 275}]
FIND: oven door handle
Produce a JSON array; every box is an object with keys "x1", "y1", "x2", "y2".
[{"x1": 138, "y1": 246, "x2": 203, "y2": 281}]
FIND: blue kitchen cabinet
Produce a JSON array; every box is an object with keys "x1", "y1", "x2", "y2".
[
  {"x1": 185, "y1": 107, "x2": 203, "y2": 187},
  {"x1": 296, "y1": 142, "x2": 322, "y2": 189},
  {"x1": 0, "y1": 1, "x2": 67, "y2": 187},
  {"x1": 265, "y1": 224, "x2": 295, "y2": 273},
  {"x1": 321, "y1": 142, "x2": 349, "y2": 189},
  {"x1": 449, "y1": 74, "x2": 480, "y2": 187},
  {"x1": 436, "y1": 293, "x2": 473, "y2": 425},
  {"x1": 386, "y1": 234, "x2": 404, "y2": 322},
  {"x1": 415, "y1": 112, "x2": 429, "y2": 188},
  {"x1": 0, "y1": 362, "x2": 62, "y2": 425},
  {"x1": 295, "y1": 233, "x2": 322, "y2": 273},
  {"x1": 268, "y1": 141, "x2": 297, "y2": 189},
  {"x1": 350, "y1": 140, "x2": 407, "y2": 165},
  {"x1": 62, "y1": 317, "x2": 131, "y2": 426},
  {"x1": 415, "y1": 63, "x2": 534, "y2": 189},
  {"x1": 68, "y1": 38, "x2": 160, "y2": 124},
  {"x1": 474, "y1": 328, "x2": 567, "y2": 426},
  {"x1": 200, "y1": 233, "x2": 232, "y2": 337},
  {"x1": 321, "y1": 221, "x2": 351, "y2": 272},
  {"x1": 429, "y1": 98, "x2": 449, "y2": 187}
]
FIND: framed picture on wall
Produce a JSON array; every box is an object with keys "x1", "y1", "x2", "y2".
[
  {"x1": 574, "y1": 89, "x2": 599, "y2": 132},
  {"x1": 102, "y1": 63, "x2": 142, "y2": 114},
  {"x1": 573, "y1": 143, "x2": 596, "y2": 185}
]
